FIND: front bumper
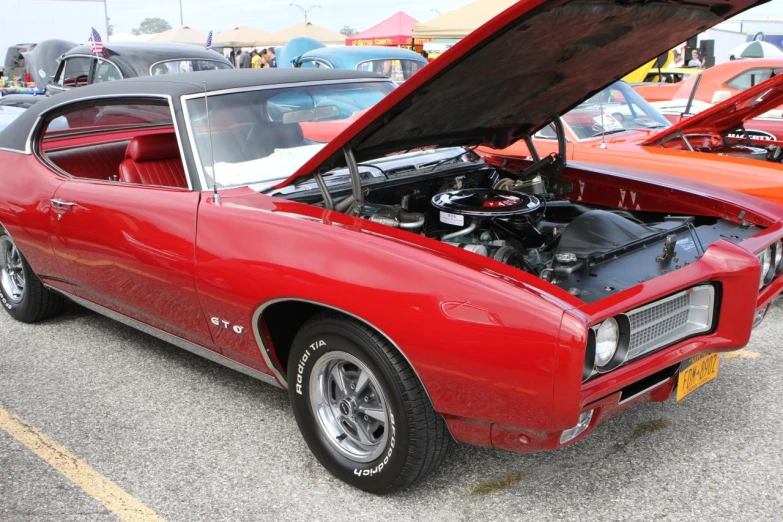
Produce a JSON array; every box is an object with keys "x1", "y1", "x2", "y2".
[
  {"x1": 490, "y1": 232, "x2": 783, "y2": 454},
  {"x1": 491, "y1": 364, "x2": 679, "y2": 452}
]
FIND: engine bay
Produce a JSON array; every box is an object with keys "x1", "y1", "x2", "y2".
[
  {"x1": 347, "y1": 163, "x2": 759, "y2": 303},
  {"x1": 277, "y1": 147, "x2": 762, "y2": 304},
  {"x1": 662, "y1": 133, "x2": 783, "y2": 163}
]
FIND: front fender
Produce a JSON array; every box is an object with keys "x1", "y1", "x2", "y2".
[{"x1": 194, "y1": 188, "x2": 570, "y2": 431}]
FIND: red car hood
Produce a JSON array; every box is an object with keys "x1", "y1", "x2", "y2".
[
  {"x1": 643, "y1": 73, "x2": 783, "y2": 145},
  {"x1": 276, "y1": 0, "x2": 767, "y2": 189}
]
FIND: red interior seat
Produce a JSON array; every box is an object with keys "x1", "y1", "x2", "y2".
[
  {"x1": 119, "y1": 134, "x2": 188, "y2": 188},
  {"x1": 47, "y1": 141, "x2": 129, "y2": 180}
]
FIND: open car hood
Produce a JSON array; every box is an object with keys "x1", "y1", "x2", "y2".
[
  {"x1": 642, "y1": 73, "x2": 783, "y2": 145},
  {"x1": 277, "y1": 0, "x2": 767, "y2": 188},
  {"x1": 278, "y1": 37, "x2": 326, "y2": 68},
  {"x1": 23, "y1": 39, "x2": 77, "y2": 88}
]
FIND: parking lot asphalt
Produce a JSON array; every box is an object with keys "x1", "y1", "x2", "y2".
[{"x1": 1, "y1": 299, "x2": 782, "y2": 521}]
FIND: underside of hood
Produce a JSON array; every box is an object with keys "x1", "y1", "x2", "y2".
[
  {"x1": 643, "y1": 73, "x2": 783, "y2": 145},
  {"x1": 280, "y1": 0, "x2": 767, "y2": 188}
]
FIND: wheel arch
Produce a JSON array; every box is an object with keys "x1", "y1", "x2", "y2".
[{"x1": 252, "y1": 298, "x2": 436, "y2": 404}]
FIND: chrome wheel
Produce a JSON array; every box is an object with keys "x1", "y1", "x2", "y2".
[
  {"x1": 0, "y1": 236, "x2": 25, "y2": 304},
  {"x1": 309, "y1": 351, "x2": 390, "y2": 462}
]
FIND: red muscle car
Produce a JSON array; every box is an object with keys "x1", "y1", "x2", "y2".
[
  {"x1": 654, "y1": 72, "x2": 783, "y2": 149},
  {"x1": 480, "y1": 78, "x2": 783, "y2": 205},
  {"x1": 0, "y1": 0, "x2": 779, "y2": 494},
  {"x1": 633, "y1": 57, "x2": 783, "y2": 103}
]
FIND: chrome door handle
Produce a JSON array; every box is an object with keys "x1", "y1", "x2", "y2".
[{"x1": 51, "y1": 199, "x2": 76, "y2": 208}]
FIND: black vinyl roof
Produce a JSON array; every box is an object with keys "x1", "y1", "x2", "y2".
[
  {"x1": 63, "y1": 42, "x2": 234, "y2": 78},
  {"x1": 66, "y1": 41, "x2": 230, "y2": 62},
  {"x1": 0, "y1": 69, "x2": 387, "y2": 151}
]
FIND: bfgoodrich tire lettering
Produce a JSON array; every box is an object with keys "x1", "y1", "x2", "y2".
[
  {"x1": 0, "y1": 229, "x2": 63, "y2": 323},
  {"x1": 288, "y1": 312, "x2": 450, "y2": 493}
]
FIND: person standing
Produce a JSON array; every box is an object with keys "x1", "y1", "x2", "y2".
[
  {"x1": 267, "y1": 48, "x2": 277, "y2": 68},
  {"x1": 671, "y1": 50, "x2": 684, "y2": 67},
  {"x1": 251, "y1": 50, "x2": 263, "y2": 69},
  {"x1": 237, "y1": 50, "x2": 251, "y2": 69},
  {"x1": 688, "y1": 49, "x2": 702, "y2": 68}
]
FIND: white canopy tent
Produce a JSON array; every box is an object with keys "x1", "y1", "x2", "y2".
[
  {"x1": 268, "y1": 23, "x2": 345, "y2": 46},
  {"x1": 147, "y1": 26, "x2": 208, "y2": 46},
  {"x1": 413, "y1": 0, "x2": 516, "y2": 40},
  {"x1": 214, "y1": 26, "x2": 273, "y2": 48}
]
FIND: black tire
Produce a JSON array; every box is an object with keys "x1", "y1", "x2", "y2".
[
  {"x1": 288, "y1": 312, "x2": 450, "y2": 493},
  {"x1": 0, "y1": 229, "x2": 63, "y2": 323}
]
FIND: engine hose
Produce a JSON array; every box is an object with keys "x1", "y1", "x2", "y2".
[
  {"x1": 442, "y1": 220, "x2": 477, "y2": 241},
  {"x1": 399, "y1": 215, "x2": 426, "y2": 229},
  {"x1": 334, "y1": 195, "x2": 355, "y2": 213}
]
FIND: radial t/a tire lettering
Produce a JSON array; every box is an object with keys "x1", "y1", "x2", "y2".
[
  {"x1": 0, "y1": 229, "x2": 63, "y2": 323},
  {"x1": 287, "y1": 312, "x2": 450, "y2": 493}
]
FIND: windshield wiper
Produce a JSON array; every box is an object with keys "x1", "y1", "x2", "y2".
[
  {"x1": 591, "y1": 128, "x2": 628, "y2": 138},
  {"x1": 355, "y1": 163, "x2": 388, "y2": 178},
  {"x1": 420, "y1": 147, "x2": 478, "y2": 172},
  {"x1": 630, "y1": 124, "x2": 668, "y2": 131},
  {"x1": 320, "y1": 163, "x2": 387, "y2": 183}
]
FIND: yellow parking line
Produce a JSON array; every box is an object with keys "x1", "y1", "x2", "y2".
[{"x1": 0, "y1": 405, "x2": 165, "y2": 522}]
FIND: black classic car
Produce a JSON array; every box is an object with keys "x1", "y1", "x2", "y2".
[
  {"x1": 46, "y1": 42, "x2": 234, "y2": 96},
  {"x1": 2, "y1": 41, "x2": 234, "y2": 111}
]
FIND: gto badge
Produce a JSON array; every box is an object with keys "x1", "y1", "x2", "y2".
[{"x1": 211, "y1": 317, "x2": 245, "y2": 335}]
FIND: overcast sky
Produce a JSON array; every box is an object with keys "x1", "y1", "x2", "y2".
[
  {"x1": 104, "y1": 0, "x2": 783, "y2": 35},
  {"x1": 106, "y1": 0, "x2": 477, "y2": 35}
]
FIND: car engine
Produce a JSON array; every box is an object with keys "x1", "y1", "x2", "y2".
[{"x1": 351, "y1": 166, "x2": 761, "y2": 303}]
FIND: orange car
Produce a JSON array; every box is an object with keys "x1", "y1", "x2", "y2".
[
  {"x1": 634, "y1": 58, "x2": 783, "y2": 103},
  {"x1": 479, "y1": 80, "x2": 783, "y2": 206}
]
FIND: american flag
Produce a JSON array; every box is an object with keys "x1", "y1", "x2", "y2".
[
  {"x1": 88, "y1": 27, "x2": 107, "y2": 57},
  {"x1": 205, "y1": 30, "x2": 213, "y2": 50}
]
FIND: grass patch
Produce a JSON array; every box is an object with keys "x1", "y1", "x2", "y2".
[
  {"x1": 470, "y1": 472, "x2": 527, "y2": 496},
  {"x1": 630, "y1": 419, "x2": 670, "y2": 440}
]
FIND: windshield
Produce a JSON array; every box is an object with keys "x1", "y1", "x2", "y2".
[
  {"x1": 356, "y1": 60, "x2": 426, "y2": 82},
  {"x1": 185, "y1": 81, "x2": 395, "y2": 189},
  {"x1": 561, "y1": 81, "x2": 670, "y2": 140}
]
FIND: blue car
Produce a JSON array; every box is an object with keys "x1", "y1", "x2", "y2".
[{"x1": 279, "y1": 38, "x2": 428, "y2": 83}]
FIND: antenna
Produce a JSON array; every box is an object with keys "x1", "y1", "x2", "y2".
[
  {"x1": 599, "y1": 94, "x2": 607, "y2": 150},
  {"x1": 203, "y1": 81, "x2": 220, "y2": 205}
]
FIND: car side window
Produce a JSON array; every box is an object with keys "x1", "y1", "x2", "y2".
[
  {"x1": 534, "y1": 123, "x2": 558, "y2": 140},
  {"x1": 58, "y1": 57, "x2": 93, "y2": 87},
  {"x1": 37, "y1": 99, "x2": 189, "y2": 189},
  {"x1": 725, "y1": 68, "x2": 783, "y2": 91},
  {"x1": 93, "y1": 60, "x2": 122, "y2": 84},
  {"x1": 298, "y1": 59, "x2": 331, "y2": 69}
]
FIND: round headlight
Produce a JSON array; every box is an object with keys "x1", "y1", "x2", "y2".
[
  {"x1": 595, "y1": 318, "x2": 620, "y2": 367},
  {"x1": 758, "y1": 246, "x2": 772, "y2": 288},
  {"x1": 775, "y1": 240, "x2": 783, "y2": 276}
]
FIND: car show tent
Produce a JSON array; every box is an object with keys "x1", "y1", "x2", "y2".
[
  {"x1": 214, "y1": 26, "x2": 274, "y2": 48},
  {"x1": 269, "y1": 23, "x2": 344, "y2": 46},
  {"x1": 345, "y1": 11, "x2": 419, "y2": 47},
  {"x1": 413, "y1": 0, "x2": 516, "y2": 40},
  {"x1": 147, "y1": 26, "x2": 209, "y2": 46}
]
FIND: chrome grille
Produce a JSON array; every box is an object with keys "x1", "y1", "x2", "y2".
[{"x1": 625, "y1": 285, "x2": 715, "y2": 360}]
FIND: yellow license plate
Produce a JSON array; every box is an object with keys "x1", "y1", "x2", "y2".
[{"x1": 676, "y1": 353, "x2": 720, "y2": 402}]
